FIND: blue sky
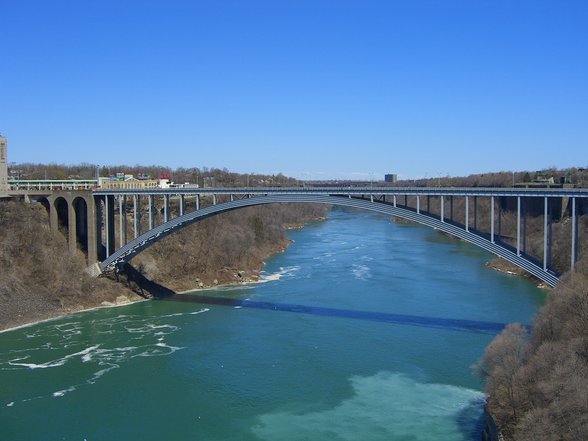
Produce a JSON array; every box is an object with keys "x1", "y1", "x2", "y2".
[{"x1": 1, "y1": 0, "x2": 586, "y2": 180}]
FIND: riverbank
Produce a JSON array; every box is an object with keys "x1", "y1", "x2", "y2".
[
  {"x1": 485, "y1": 258, "x2": 548, "y2": 288},
  {"x1": 0, "y1": 295, "x2": 147, "y2": 334}
]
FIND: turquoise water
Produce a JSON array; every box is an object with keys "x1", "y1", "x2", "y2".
[{"x1": 0, "y1": 208, "x2": 545, "y2": 440}]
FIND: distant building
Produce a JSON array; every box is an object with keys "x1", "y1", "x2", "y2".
[
  {"x1": 0, "y1": 136, "x2": 7, "y2": 193},
  {"x1": 384, "y1": 173, "x2": 398, "y2": 184},
  {"x1": 99, "y1": 175, "x2": 159, "y2": 190},
  {"x1": 534, "y1": 176, "x2": 555, "y2": 184}
]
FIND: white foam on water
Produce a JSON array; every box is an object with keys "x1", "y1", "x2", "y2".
[
  {"x1": 2, "y1": 312, "x2": 191, "y2": 405},
  {"x1": 52, "y1": 386, "x2": 77, "y2": 397},
  {"x1": 160, "y1": 312, "x2": 187, "y2": 317},
  {"x1": 8, "y1": 345, "x2": 100, "y2": 369},
  {"x1": 125, "y1": 324, "x2": 178, "y2": 334},
  {"x1": 259, "y1": 266, "x2": 301, "y2": 282},
  {"x1": 351, "y1": 264, "x2": 371, "y2": 280},
  {"x1": 157, "y1": 307, "x2": 211, "y2": 319},
  {"x1": 313, "y1": 252, "x2": 336, "y2": 261},
  {"x1": 88, "y1": 364, "x2": 119, "y2": 383},
  {"x1": 135, "y1": 342, "x2": 184, "y2": 357},
  {"x1": 252, "y1": 372, "x2": 484, "y2": 441}
]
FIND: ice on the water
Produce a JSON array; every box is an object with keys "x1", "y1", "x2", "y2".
[{"x1": 253, "y1": 371, "x2": 484, "y2": 441}]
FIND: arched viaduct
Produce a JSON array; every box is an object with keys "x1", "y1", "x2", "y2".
[{"x1": 38, "y1": 191, "x2": 99, "y2": 264}]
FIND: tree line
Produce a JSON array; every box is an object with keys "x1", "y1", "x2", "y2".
[{"x1": 9, "y1": 162, "x2": 300, "y2": 187}]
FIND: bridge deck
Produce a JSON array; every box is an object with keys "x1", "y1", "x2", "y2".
[{"x1": 93, "y1": 186, "x2": 588, "y2": 198}]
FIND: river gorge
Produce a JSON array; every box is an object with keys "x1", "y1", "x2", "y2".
[{"x1": 0, "y1": 207, "x2": 546, "y2": 440}]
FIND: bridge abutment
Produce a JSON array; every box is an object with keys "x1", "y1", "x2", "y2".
[{"x1": 45, "y1": 191, "x2": 98, "y2": 265}]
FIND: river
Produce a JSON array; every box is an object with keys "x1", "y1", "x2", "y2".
[{"x1": 0, "y1": 207, "x2": 545, "y2": 440}]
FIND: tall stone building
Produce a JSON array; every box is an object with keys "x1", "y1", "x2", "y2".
[{"x1": 0, "y1": 136, "x2": 8, "y2": 193}]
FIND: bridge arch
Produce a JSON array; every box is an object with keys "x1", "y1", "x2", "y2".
[
  {"x1": 37, "y1": 197, "x2": 50, "y2": 217},
  {"x1": 99, "y1": 194, "x2": 560, "y2": 287}
]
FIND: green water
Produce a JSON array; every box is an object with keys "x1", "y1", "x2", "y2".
[{"x1": 0, "y1": 208, "x2": 545, "y2": 440}]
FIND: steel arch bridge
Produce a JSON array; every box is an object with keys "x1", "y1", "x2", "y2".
[{"x1": 90, "y1": 187, "x2": 588, "y2": 287}]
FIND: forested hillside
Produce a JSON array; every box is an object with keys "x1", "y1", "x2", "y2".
[
  {"x1": 0, "y1": 201, "x2": 135, "y2": 330},
  {"x1": 475, "y1": 259, "x2": 588, "y2": 440}
]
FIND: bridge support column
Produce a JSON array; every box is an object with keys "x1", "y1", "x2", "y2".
[
  {"x1": 474, "y1": 196, "x2": 478, "y2": 230},
  {"x1": 164, "y1": 195, "x2": 169, "y2": 223},
  {"x1": 571, "y1": 197, "x2": 577, "y2": 271},
  {"x1": 213, "y1": 194, "x2": 217, "y2": 205},
  {"x1": 549, "y1": 198, "x2": 553, "y2": 269},
  {"x1": 118, "y1": 196, "x2": 124, "y2": 247},
  {"x1": 50, "y1": 200, "x2": 59, "y2": 235},
  {"x1": 124, "y1": 196, "x2": 128, "y2": 245},
  {"x1": 104, "y1": 195, "x2": 115, "y2": 258},
  {"x1": 543, "y1": 197, "x2": 548, "y2": 271},
  {"x1": 95, "y1": 196, "x2": 104, "y2": 260},
  {"x1": 180, "y1": 194, "x2": 185, "y2": 216},
  {"x1": 105, "y1": 195, "x2": 110, "y2": 258},
  {"x1": 465, "y1": 196, "x2": 469, "y2": 231},
  {"x1": 498, "y1": 200, "x2": 502, "y2": 242},
  {"x1": 491, "y1": 196, "x2": 495, "y2": 243},
  {"x1": 86, "y1": 196, "x2": 97, "y2": 265},
  {"x1": 196, "y1": 194, "x2": 200, "y2": 210},
  {"x1": 440, "y1": 196, "x2": 444, "y2": 222},
  {"x1": 517, "y1": 196, "x2": 521, "y2": 256},
  {"x1": 523, "y1": 197, "x2": 527, "y2": 253},
  {"x1": 416, "y1": 196, "x2": 419, "y2": 214},
  {"x1": 393, "y1": 195, "x2": 396, "y2": 207},
  {"x1": 133, "y1": 195, "x2": 138, "y2": 239},
  {"x1": 68, "y1": 200, "x2": 77, "y2": 254},
  {"x1": 230, "y1": 194, "x2": 234, "y2": 202},
  {"x1": 136, "y1": 195, "x2": 141, "y2": 237},
  {"x1": 148, "y1": 195, "x2": 153, "y2": 230},
  {"x1": 370, "y1": 194, "x2": 374, "y2": 202}
]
